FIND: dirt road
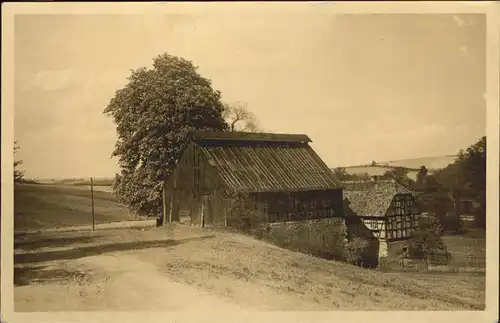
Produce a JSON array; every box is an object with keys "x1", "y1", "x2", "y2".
[
  {"x1": 14, "y1": 225, "x2": 485, "y2": 311},
  {"x1": 16, "y1": 253, "x2": 242, "y2": 311}
]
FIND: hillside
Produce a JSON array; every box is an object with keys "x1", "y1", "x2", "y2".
[
  {"x1": 14, "y1": 183, "x2": 137, "y2": 231},
  {"x1": 331, "y1": 155, "x2": 458, "y2": 181},
  {"x1": 14, "y1": 224, "x2": 485, "y2": 311},
  {"x1": 378, "y1": 155, "x2": 458, "y2": 171}
]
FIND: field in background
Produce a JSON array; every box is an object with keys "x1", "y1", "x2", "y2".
[
  {"x1": 381, "y1": 229, "x2": 486, "y2": 274},
  {"x1": 14, "y1": 183, "x2": 145, "y2": 232},
  {"x1": 37, "y1": 177, "x2": 115, "y2": 186}
]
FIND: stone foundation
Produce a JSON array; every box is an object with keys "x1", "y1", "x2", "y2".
[{"x1": 260, "y1": 218, "x2": 348, "y2": 260}]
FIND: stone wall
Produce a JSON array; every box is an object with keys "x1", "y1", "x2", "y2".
[{"x1": 256, "y1": 218, "x2": 348, "y2": 261}]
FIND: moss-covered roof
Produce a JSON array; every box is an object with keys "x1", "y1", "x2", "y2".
[{"x1": 342, "y1": 180, "x2": 413, "y2": 217}]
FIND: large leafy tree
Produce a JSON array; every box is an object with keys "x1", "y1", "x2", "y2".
[{"x1": 104, "y1": 54, "x2": 228, "y2": 217}]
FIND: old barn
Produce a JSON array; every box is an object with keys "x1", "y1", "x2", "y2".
[
  {"x1": 161, "y1": 131, "x2": 344, "y2": 227},
  {"x1": 342, "y1": 178, "x2": 421, "y2": 259}
]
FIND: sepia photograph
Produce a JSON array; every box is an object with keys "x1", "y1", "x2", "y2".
[{"x1": 1, "y1": 1, "x2": 499, "y2": 322}]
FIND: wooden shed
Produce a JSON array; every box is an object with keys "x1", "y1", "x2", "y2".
[
  {"x1": 161, "y1": 131, "x2": 344, "y2": 227},
  {"x1": 342, "y1": 178, "x2": 421, "y2": 243}
]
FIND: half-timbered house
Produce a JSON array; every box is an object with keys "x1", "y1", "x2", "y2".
[
  {"x1": 162, "y1": 131, "x2": 344, "y2": 227},
  {"x1": 342, "y1": 178, "x2": 421, "y2": 260}
]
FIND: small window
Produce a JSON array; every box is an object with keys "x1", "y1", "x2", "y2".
[{"x1": 371, "y1": 221, "x2": 378, "y2": 229}]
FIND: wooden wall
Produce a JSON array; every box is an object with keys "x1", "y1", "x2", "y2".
[
  {"x1": 385, "y1": 194, "x2": 420, "y2": 241},
  {"x1": 251, "y1": 189, "x2": 344, "y2": 223},
  {"x1": 164, "y1": 143, "x2": 344, "y2": 227}
]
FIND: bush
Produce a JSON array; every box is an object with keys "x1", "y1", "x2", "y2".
[
  {"x1": 408, "y1": 214, "x2": 446, "y2": 260},
  {"x1": 344, "y1": 237, "x2": 370, "y2": 266}
]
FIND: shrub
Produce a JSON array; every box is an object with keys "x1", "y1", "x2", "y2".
[
  {"x1": 408, "y1": 214, "x2": 446, "y2": 260},
  {"x1": 344, "y1": 237, "x2": 371, "y2": 267}
]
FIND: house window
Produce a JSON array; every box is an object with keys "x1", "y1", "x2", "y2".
[{"x1": 371, "y1": 221, "x2": 378, "y2": 229}]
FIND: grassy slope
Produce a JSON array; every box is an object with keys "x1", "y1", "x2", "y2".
[
  {"x1": 154, "y1": 227, "x2": 485, "y2": 310},
  {"x1": 14, "y1": 183, "x2": 137, "y2": 231},
  {"x1": 14, "y1": 225, "x2": 485, "y2": 310}
]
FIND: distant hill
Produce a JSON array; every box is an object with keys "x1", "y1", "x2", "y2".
[
  {"x1": 377, "y1": 155, "x2": 458, "y2": 171},
  {"x1": 332, "y1": 155, "x2": 458, "y2": 181}
]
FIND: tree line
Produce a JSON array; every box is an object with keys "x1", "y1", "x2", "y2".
[{"x1": 334, "y1": 136, "x2": 487, "y2": 230}]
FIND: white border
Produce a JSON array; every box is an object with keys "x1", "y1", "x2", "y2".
[{"x1": 2, "y1": 2, "x2": 498, "y2": 323}]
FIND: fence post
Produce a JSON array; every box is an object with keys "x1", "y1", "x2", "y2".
[{"x1": 91, "y1": 177, "x2": 95, "y2": 231}]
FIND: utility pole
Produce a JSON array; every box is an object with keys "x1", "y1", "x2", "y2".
[{"x1": 91, "y1": 177, "x2": 95, "y2": 231}]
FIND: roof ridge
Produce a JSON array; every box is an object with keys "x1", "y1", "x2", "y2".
[{"x1": 191, "y1": 131, "x2": 312, "y2": 143}]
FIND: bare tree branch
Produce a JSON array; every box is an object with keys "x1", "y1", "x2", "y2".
[{"x1": 223, "y1": 101, "x2": 260, "y2": 133}]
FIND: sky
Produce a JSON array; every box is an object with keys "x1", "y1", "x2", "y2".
[{"x1": 13, "y1": 11, "x2": 486, "y2": 179}]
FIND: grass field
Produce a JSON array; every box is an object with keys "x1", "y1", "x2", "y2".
[
  {"x1": 14, "y1": 183, "x2": 143, "y2": 232},
  {"x1": 380, "y1": 229, "x2": 486, "y2": 274}
]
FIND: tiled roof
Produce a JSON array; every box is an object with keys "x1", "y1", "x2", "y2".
[{"x1": 342, "y1": 180, "x2": 412, "y2": 217}]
